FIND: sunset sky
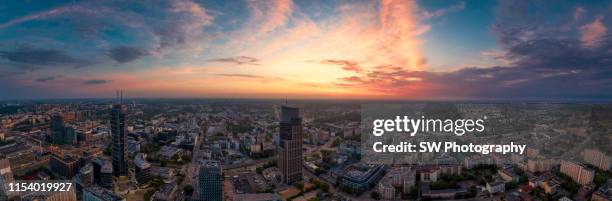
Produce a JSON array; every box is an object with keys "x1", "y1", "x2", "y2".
[{"x1": 1, "y1": 0, "x2": 611, "y2": 100}]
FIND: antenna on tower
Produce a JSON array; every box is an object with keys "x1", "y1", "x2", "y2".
[
  {"x1": 285, "y1": 96, "x2": 288, "y2": 105},
  {"x1": 120, "y1": 89, "x2": 123, "y2": 104}
]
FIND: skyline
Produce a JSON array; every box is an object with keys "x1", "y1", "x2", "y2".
[{"x1": 1, "y1": 0, "x2": 612, "y2": 100}]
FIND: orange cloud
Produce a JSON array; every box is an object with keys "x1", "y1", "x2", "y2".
[
  {"x1": 580, "y1": 15, "x2": 607, "y2": 47},
  {"x1": 379, "y1": 0, "x2": 429, "y2": 70}
]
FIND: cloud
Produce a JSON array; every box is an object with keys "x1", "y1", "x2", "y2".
[
  {"x1": 247, "y1": 0, "x2": 293, "y2": 36},
  {"x1": 332, "y1": 0, "x2": 612, "y2": 99},
  {"x1": 0, "y1": 5, "x2": 111, "y2": 30},
  {"x1": 207, "y1": 56, "x2": 260, "y2": 65},
  {"x1": 378, "y1": 0, "x2": 429, "y2": 70},
  {"x1": 216, "y1": 73, "x2": 262, "y2": 78},
  {"x1": 0, "y1": 70, "x2": 25, "y2": 78},
  {"x1": 82, "y1": 79, "x2": 110, "y2": 85},
  {"x1": 320, "y1": 59, "x2": 362, "y2": 72},
  {"x1": 0, "y1": 47, "x2": 89, "y2": 68},
  {"x1": 215, "y1": 73, "x2": 283, "y2": 81},
  {"x1": 108, "y1": 46, "x2": 148, "y2": 63},
  {"x1": 580, "y1": 16, "x2": 608, "y2": 47},
  {"x1": 573, "y1": 7, "x2": 586, "y2": 21},
  {"x1": 151, "y1": 0, "x2": 215, "y2": 52},
  {"x1": 421, "y1": 1, "x2": 465, "y2": 19},
  {"x1": 35, "y1": 76, "x2": 59, "y2": 82}
]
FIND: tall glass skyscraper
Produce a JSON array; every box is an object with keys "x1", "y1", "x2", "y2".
[
  {"x1": 110, "y1": 104, "x2": 128, "y2": 177},
  {"x1": 197, "y1": 160, "x2": 222, "y2": 201},
  {"x1": 278, "y1": 106, "x2": 303, "y2": 184}
]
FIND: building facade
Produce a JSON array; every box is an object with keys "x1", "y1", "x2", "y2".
[
  {"x1": 560, "y1": 160, "x2": 594, "y2": 185},
  {"x1": 110, "y1": 104, "x2": 129, "y2": 177},
  {"x1": 278, "y1": 106, "x2": 303, "y2": 184},
  {"x1": 197, "y1": 160, "x2": 223, "y2": 201}
]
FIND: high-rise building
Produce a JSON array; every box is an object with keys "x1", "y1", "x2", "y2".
[
  {"x1": 110, "y1": 104, "x2": 128, "y2": 177},
  {"x1": 278, "y1": 106, "x2": 303, "y2": 184},
  {"x1": 51, "y1": 114, "x2": 65, "y2": 144},
  {"x1": 197, "y1": 160, "x2": 222, "y2": 201},
  {"x1": 582, "y1": 149, "x2": 611, "y2": 171},
  {"x1": 560, "y1": 160, "x2": 595, "y2": 185}
]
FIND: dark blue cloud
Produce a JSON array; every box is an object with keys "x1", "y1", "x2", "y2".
[
  {"x1": 35, "y1": 76, "x2": 58, "y2": 82},
  {"x1": 82, "y1": 79, "x2": 109, "y2": 85},
  {"x1": 108, "y1": 46, "x2": 148, "y2": 63},
  {"x1": 0, "y1": 47, "x2": 90, "y2": 69}
]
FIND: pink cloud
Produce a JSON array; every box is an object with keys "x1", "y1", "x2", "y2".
[
  {"x1": 247, "y1": 0, "x2": 293, "y2": 36},
  {"x1": 580, "y1": 16, "x2": 608, "y2": 47}
]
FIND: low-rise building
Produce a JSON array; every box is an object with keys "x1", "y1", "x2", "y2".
[
  {"x1": 486, "y1": 180, "x2": 506, "y2": 194},
  {"x1": 592, "y1": 179, "x2": 612, "y2": 201},
  {"x1": 339, "y1": 163, "x2": 385, "y2": 194}
]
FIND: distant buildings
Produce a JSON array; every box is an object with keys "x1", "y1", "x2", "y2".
[
  {"x1": 582, "y1": 149, "x2": 611, "y2": 171},
  {"x1": 110, "y1": 104, "x2": 128, "y2": 177},
  {"x1": 278, "y1": 106, "x2": 303, "y2": 184},
  {"x1": 560, "y1": 160, "x2": 594, "y2": 185},
  {"x1": 526, "y1": 158, "x2": 556, "y2": 173},
  {"x1": 197, "y1": 160, "x2": 223, "y2": 201}
]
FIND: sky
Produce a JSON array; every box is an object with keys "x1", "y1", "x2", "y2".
[{"x1": 1, "y1": 0, "x2": 611, "y2": 100}]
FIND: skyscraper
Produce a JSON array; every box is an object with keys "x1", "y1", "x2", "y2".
[
  {"x1": 110, "y1": 104, "x2": 129, "y2": 177},
  {"x1": 197, "y1": 160, "x2": 222, "y2": 201},
  {"x1": 278, "y1": 106, "x2": 303, "y2": 184},
  {"x1": 51, "y1": 114, "x2": 65, "y2": 144}
]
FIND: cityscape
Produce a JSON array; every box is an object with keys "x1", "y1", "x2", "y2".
[
  {"x1": 0, "y1": 99, "x2": 611, "y2": 201},
  {"x1": 1, "y1": 0, "x2": 612, "y2": 201}
]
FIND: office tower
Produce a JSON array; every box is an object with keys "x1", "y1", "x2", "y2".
[
  {"x1": 110, "y1": 104, "x2": 128, "y2": 177},
  {"x1": 64, "y1": 125, "x2": 77, "y2": 145},
  {"x1": 278, "y1": 106, "x2": 303, "y2": 184},
  {"x1": 51, "y1": 114, "x2": 65, "y2": 144},
  {"x1": 134, "y1": 153, "x2": 152, "y2": 185},
  {"x1": 0, "y1": 158, "x2": 15, "y2": 201},
  {"x1": 560, "y1": 160, "x2": 595, "y2": 185},
  {"x1": 582, "y1": 149, "x2": 611, "y2": 171},
  {"x1": 197, "y1": 160, "x2": 222, "y2": 201}
]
